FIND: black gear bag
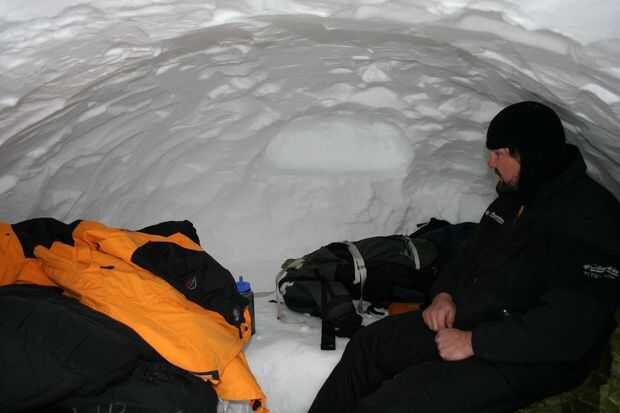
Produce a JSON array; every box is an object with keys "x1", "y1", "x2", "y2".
[{"x1": 275, "y1": 219, "x2": 476, "y2": 347}]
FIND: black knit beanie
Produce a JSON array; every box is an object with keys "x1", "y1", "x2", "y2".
[{"x1": 486, "y1": 101, "x2": 568, "y2": 199}]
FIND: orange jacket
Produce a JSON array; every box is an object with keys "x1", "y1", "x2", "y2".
[{"x1": 0, "y1": 220, "x2": 268, "y2": 412}]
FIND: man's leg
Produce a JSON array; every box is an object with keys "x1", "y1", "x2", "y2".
[
  {"x1": 308, "y1": 311, "x2": 438, "y2": 413},
  {"x1": 356, "y1": 358, "x2": 521, "y2": 413}
]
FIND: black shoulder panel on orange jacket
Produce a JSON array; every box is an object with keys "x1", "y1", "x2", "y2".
[
  {"x1": 131, "y1": 241, "x2": 248, "y2": 328},
  {"x1": 12, "y1": 218, "x2": 81, "y2": 257},
  {"x1": 137, "y1": 220, "x2": 201, "y2": 245}
]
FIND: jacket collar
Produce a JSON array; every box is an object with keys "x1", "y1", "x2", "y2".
[{"x1": 528, "y1": 144, "x2": 586, "y2": 205}]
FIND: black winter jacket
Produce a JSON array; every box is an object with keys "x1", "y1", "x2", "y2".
[{"x1": 431, "y1": 144, "x2": 620, "y2": 367}]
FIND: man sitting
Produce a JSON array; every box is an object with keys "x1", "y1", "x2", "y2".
[{"x1": 308, "y1": 101, "x2": 620, "y2": 413}]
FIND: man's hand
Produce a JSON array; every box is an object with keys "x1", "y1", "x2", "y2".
[
  {"x1": 435, "y1": 328, "x2": 474, "y2": 361},
  {"x1": 422, "y1": 292, "x2": 456, "y2": 331}
]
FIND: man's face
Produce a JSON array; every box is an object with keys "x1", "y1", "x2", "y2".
[{"x1": 487, "y1": 148, "x2": 521, "y2": 189}]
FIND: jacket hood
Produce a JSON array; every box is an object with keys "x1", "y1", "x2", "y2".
[{"x1": 523, "y1": 143, "x2": 585, "y2": 203}]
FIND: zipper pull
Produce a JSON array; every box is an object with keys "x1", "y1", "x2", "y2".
[{"x1": 514, "y1": 205, "x2": 525, "y2": 224}]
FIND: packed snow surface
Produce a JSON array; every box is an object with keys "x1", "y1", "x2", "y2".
[{"x1": 1, "y1": 1, "x2": 620, "y2": 412}]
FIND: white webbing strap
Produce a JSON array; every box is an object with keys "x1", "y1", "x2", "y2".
[
  {"x1": 344, "y1": 241, "x2": 367, "y2": 313},
  {"x1": 402, "y1": 236, "x2": 421, "y2": 270},
  {"x1": 275, "y1": 258, "x2": 305, "y2": 319}
]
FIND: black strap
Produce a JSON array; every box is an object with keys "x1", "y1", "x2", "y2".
[{"x1": 320, "y1": 277, "x2": 336, "y2": 351}]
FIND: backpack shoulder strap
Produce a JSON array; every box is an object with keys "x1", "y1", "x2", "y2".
[{"x1": 343, "y1": 241, "x2": 367, "y2": 313}]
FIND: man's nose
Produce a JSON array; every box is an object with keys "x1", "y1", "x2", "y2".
[{"x1": 487, "y1": 155, "x2": 495, "y2": 168}]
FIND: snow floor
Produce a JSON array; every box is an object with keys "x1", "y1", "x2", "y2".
[{"x1": 2, "y1": 1, "x2": 620, "y2": 412}]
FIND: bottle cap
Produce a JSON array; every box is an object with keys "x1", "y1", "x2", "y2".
[{"x1": 236, "y1": 276, "x2": 251, "y2": 293}]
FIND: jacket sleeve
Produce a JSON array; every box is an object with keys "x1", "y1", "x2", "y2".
[
  {"x1": 428, "y1": 237, "x2": 473, "y2": 300},
  {"x1": 473, "y1": 224, "x2": 620, "y2": 363}
]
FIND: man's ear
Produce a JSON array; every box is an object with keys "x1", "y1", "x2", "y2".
[{"x1": 508, "y1": 147, "x2": 521, "y2": 162}]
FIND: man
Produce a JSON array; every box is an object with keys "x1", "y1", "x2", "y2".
[{"x1": 308, "y1": 101, "x2": 620, "y2": 413}]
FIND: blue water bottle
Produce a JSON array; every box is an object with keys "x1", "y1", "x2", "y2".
[{"x1": 236, "y1": 276, "x2": 255, "y2": 335}]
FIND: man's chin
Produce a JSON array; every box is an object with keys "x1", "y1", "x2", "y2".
[{"x1": 496, "y1": 180, "x2": 518, "y2": 193}]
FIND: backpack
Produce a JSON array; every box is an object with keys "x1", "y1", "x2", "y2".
[{"x1": 276, "y1": 219, "x2": 474, "y2": 348}]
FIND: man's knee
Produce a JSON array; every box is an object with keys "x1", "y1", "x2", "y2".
[
  {"x1": 345, "y1": 314, "x2": 398, "y2": 347},
  {"x1": 342, "y1": 325, "x2": 375, "y2": 359},
  {"x1": 342, "y1": 312, "x2": 432, "y2": 366}
]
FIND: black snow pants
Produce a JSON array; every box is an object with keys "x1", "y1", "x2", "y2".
[{"x1": 308, "y1": 311, "x2": 583, "y2": 413}]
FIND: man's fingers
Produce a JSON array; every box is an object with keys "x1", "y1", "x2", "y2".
[
  {"x1": 435, "y1": 331, "x2": 449, "y2": 360},
  {"x1": 434, "y1": 312, "x2": 443, "y2": 331},
  {"x1": 441, "y1": 312, "x2": 450, "y2": 330},
  {"x1": 422, "y1": 309, "x2": 432, "y2": 330},
  {"x1": 424, "y1": 309, "x2": 438, "y2": 332},
  {"x1": 446, "y1": 310, "x2": 455, "y2": 328},
  {"x1": 429, "y1": 316, "x2": 437, "y2": 332},
  {"x1": 438, "y1": 310, "x2": 449, "y2": 330},
  {"x1": 435, "y1": 330, "x2": 451, "y2": 360},
  {"x1": 432, "y1": 312, "x2": 444, "y2": 332},
  {"x1": 434, "y1": 329, "x2": 442, "y2": 344},
  {"x1": 423, "y1": 309, "x2": 431, "y2": 326},
  {"x1": 434, "y1": 328, "x2": 473, "y2": 362},
  {"x1": 424, "y1": 306, "x2": 453, "y2": 332}
]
